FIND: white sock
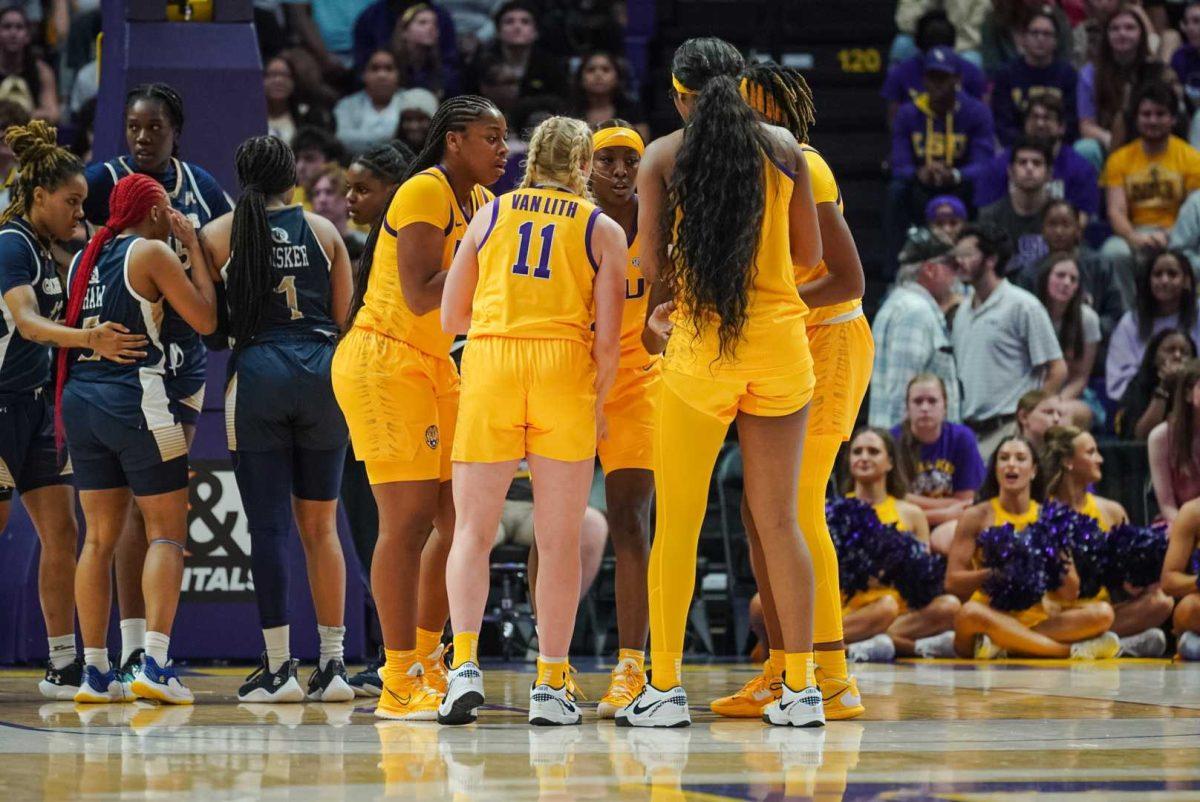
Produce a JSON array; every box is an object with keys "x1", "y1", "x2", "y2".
[
  {"x1": 119, "y1": 618, "x2": 147, "y2": 665},
  {"x1": 264, "y1": 625, "x2": 290, "y2": 673},
  {"x1": 48, "y1": 635, "x2": 76, "y2": 670},
  {"x1": 317, "y1": 625, "x2": 345, "y2": 670},
  {"x1": 83, "y1": 647, "x2": 110, "y2": 674},
  {"x1": 144, "y1": 631, "x2": 170, "y2": 666}
]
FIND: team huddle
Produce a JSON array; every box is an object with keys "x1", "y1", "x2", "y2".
[{"x1": 2, "y1": 34, "x2": 895, "y2": 729}]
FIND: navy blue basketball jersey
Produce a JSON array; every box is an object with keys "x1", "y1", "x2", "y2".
[
  {"x1": 65, "y1": 237, "x2": 174, "y2": 429},
  {"x1": 224, "y1": 206, "x2": 336, "y2": 346},
  {"x1": 85, "y1": 156, "x2": 233, "y2": 381},
  {"x1": 0, "y1": 217, "x2": 64, "y2": 394}
]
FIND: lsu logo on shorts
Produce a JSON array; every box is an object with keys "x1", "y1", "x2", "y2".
[{"x1": 425, "y1": 425, "x2": 440, "y2": 450}]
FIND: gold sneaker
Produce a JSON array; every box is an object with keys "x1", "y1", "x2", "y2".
[
  {"x1": 709, "y1": 666, "x2": 782, "y2": 718},
  {"x1": 596, "y1": 658, "x2": 646, "y2": 719},
  {"x1": 564, "y1": 663, "x2": 586, "y2": 702},
  {"x1": 375, "y1": 667, "x2": 441, "y2": 721},
  {"x1": 818, "y1": 674, "x2": 865, "y2": 720}
]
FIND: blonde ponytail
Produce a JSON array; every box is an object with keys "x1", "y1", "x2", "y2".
[{"x1": 519, "y1": 116, "x2": 593, "y2": 199}]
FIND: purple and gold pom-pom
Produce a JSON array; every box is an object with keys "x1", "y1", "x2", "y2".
[
  {"x1": 1102, "y1": 524, "x2": 1169, "y2": 593},
  {"x1": 825, "y1": 497, "x2": 886, "y2": 598},
  {"x1": 978, "y1": 523, "x2": 1049, "y2": 611},
  {"x1": 1037, "y1": 502, "x2": 1107, "y2": 598}
]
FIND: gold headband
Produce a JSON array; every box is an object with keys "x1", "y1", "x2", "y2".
[
  {"x1": 401, "y1": 3, "x2": 432, "y2": 27},
  {"x1": 592, "y1": 126, "x2": 645, "y2": 155},
  {"x1": 671, "y1": 74, "x2": 695, "y2": 96}
]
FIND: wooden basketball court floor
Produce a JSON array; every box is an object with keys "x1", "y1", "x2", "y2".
[{"x1": 1, "y1": 659, "x2": 1198, "y2": 800}]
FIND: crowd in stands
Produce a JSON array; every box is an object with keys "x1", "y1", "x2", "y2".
[{"x1": 876, "y1": 0, "x2": 1200, "y2": 540}]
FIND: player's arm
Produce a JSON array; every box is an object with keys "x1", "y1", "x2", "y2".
[
  {"x1": 4, "y1": 285, "x2": 147, "y2": 362},
  {"x1": 199, "y1": 213, "x2": 233, "y2": 282},
  {"x1": 794, "y1": 148, "x2": 864, "y2": 308},
  {"x1": 641, "y1": 279, "x2": 674, "y2": 356},
  {"x1": 139, "y1": 213, "x2": 217, "y2": 335},
  {"x1": 945, "y1": 504, "x2": 991, "y2": 600},
  {"x1": 397, "y1": 223, "x2": 450, "y2": 316},
  {"x1": 590, "y1": 213, "x2": 628, "y2": 410},
  {"x1": 634, "y1": 136, "x2": 671, "y2": 286},
  {"x1": 309, "y1": 213, "x2": 354, "y2": 330},
  {"x1": 785, "y1": 138, "x2": 822, "y2": 271},
  {"x1": 441, "y1": 203, "x2": 489, "y2": 335},
  {"x1": 1162, "y1": 499, "x2": 1200, "y2": 597}
]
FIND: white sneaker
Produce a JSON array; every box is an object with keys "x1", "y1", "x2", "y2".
[
  {"x1": 765, "y1": 725, "x2": 826, "y2": 766},
  {"x1": 974, "y1": 634, "x2": 1008, "y2": 659},
  {"x1": 615, "y1": 683, "x2": 690, "y2": 728},
  {"x1": 847, "y1": 633, "x2": 895, "y2": 663},
  {"x1": 913, "y1": 630, "x2": 957, "y2": 658},
  {"x1": 763, "y1": 683, "x2": 825, "y2": 728},
  {"x1": 1069, "y1": 631, "x2": 1121, "y2": 660},
  {"x1": 529, "y1": 683, "x2": 581, "y2": 726},
  {"x1": 1179, "y1": 631, "x2": 1200, "y2": 661},
  {"x1": 1118, "y1": 628, "x2": 1167, "y2": 657},
  {"x1": 437, "y1": 662, "x2": 485, "y2": 725}
]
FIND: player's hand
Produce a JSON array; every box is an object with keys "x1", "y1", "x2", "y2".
[
  {"x1": 646, "y1": 300, "x2": 676, "y2": 339},
  {"x1": 596, "y1": 406, "x2": 609, "y2": 445},
  {"x1": 88, "y1": 321, "x2": 149, "y2": 364},
  {"x1": 167, "y1": 208, "x2": 199, "y2": 250}
]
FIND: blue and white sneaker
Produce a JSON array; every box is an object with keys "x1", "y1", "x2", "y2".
[
  {"x1": 118, "y1": 649, "x2": 145, "y2": 700},
  {"x1": 615, "y1": 683, "x2": 691, "y2": 728},
  {"x1": 238, "y1": 653, "x2": 304, "y2": 703},
  {"x1": 74, "y1": 665, "x2": 124, "y2": 704},
  {"x1": 763, "y1": 683, "x2": 825, "y2": 728},
  {"x1": 1177, "y1": 631, "x2": 1200, "y2": 661},
  {"x1": 306, "y1": 659, "x2": 355, "y2": 702},
  {"x1": 437, "y1": 662, "x2": 485, "y2": 725},
  {"x1": 349, "y1": 647, "x2": 384, "y2": 697},
  {"x1": 39, "y1": 658, "x2": 83, "y2": 700},
  {"x1": 529, "y1": 683, "x2": 581, "y2": 726},
  {"x1": 131, "y1": 656, "x2": 194, "y2": 705}
]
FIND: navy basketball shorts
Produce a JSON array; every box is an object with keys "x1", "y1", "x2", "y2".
[
  {"x1": 61, "y1": 385, "x2": 189, "y2": 496},
  {"x1": 166, "y1": 360, "x2": 206, "y2": 428},
  {"x1": 0, "y1": 390, "x2": 71, "y2": 494}
]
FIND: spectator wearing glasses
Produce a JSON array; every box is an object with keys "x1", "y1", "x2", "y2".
[{"x1": 990, "y1": 8, "x2": 1079, "y2": 147}]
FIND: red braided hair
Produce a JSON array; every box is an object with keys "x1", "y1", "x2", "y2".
[{"x1": 55, "y1": 173, "x2": 168, "y2": 453}]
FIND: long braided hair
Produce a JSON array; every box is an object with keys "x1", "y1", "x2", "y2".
[
  {"x1": 54, "y1": 174, "x2": 168, "y2": 450},
  {"x1": 346, "y1": 95, "x2": 501, "y2": 328},
  {"x1": 0, "y1": 120, "x2": 83, "y2": 226},
  {"x1": 668, "y1": 37, "x2": 770, "y2": 360},
  {"x1": 518, "y1": 116, "x2": 593, "y2": 198},
  {"x1": 739, "y1": 61, "x2": 816, "y2": 144},
  {"x1": 125, "y1": 83, "x2": 186, "y2": 158},
  {"x1": 227, "y1": 135, "x2": 296, "y2": 345}
]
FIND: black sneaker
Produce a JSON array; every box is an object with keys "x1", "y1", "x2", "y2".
[
  {"x1": 39, "y1": 658, "x2": 83, "y2": 700},
  {"x1": 237, "y1": 653, "x2": 305, "y2": 703},
  {"x1": 349, "y1": 647, "x2": 384, "y2": 698},
  {"x1": 118, "y1": 648, "x2": 145, "y2": 697},
  {"x1": 306, "y1": 658, "x2": 354, "y2": 702}
]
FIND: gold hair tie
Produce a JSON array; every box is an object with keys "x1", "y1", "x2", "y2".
[
  {"x1": 592, "y1": 126, "x2": 645, "y2": 155},
  {"x1": 671, "y1": 74, "x2": 695, "y2": 96}
]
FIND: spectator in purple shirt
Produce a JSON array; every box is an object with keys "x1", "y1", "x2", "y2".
[
  {"x1": 975, "y1": 94, "x2": 1101, "y2": 219},
  {"x1": 991, "y1": 9, "x2": 1079, "y2": 146},
  {"x1": 885, "y1": 46, "x2": 997, "y2": 277},
  {"x1": 883, "y1": 10, "x2": 990, "y2": 127}
]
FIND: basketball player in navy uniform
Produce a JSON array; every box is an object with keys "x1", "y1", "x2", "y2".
[
  {"x1": 61, "y1": 174, "x2": 218, "y2": 704},
  {"x1": 200, "y1": 136, "x2": 355, "y2": 703},
  {"x1": 83, "y1": 83, "x2": 233, "y2": 689}
]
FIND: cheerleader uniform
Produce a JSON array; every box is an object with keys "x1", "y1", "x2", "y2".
[{"x1": 969, "y1": 499, "x2": 1049, "y2": 629}]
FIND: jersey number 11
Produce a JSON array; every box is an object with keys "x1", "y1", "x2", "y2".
[{"x1": 511, "y1": 222, "x2": 555, "y2": 280}]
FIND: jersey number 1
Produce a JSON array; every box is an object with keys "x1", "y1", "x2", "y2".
[
  {"x1": 511, "y1": 222, "x2": 555, "y2": 279},
  {"x1": 274, "y1": 276, "x2": 304, "y2": 320}
]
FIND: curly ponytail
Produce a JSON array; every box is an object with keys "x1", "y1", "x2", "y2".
[
  {"x1": 1, "y1": 120, "x2": 84, "y2": 226},
  {"x1": 667, "y1": 37, "x2": 770, "y2": 360}
]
